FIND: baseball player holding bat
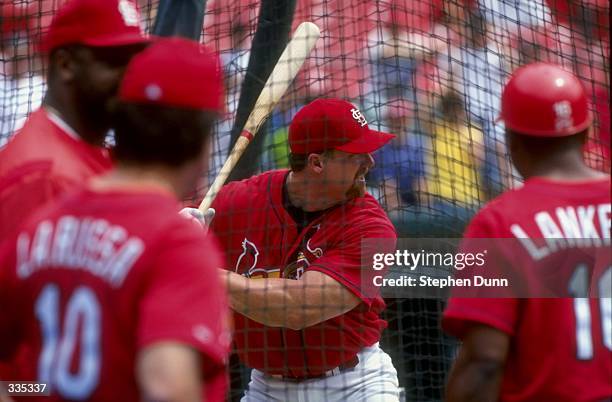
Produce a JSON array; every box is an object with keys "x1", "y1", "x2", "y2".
[
  {"x1": 443, "y1": 63, "x2": 611, "y2": 401},
  {"x1": 0, "y1": 38, "x2": 231, "y2": 402},
  {"x1": 211, "y1": 98, "x2": 401, "y2": 401}
]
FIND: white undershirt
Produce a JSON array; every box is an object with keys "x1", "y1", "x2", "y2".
[{"x1": 44, "y1": 106, "x2": 80, "y2": 141}]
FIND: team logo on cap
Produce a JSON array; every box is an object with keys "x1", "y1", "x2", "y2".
[
  {"x1": 351, "y1": 108, "x2": 368, "y2": 127},
  {"x1": 553, "y1": 100, "x2": 573, "y2": 131},
  {"x1": 118, "y1": 0, "x2": 139, "y2": 27}
]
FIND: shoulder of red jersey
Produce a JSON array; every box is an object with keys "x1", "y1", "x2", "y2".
[
  {"x1": 463, "y1": 193, "x2": 513, "y2": 238},
  {"x1": 463, "y1": 183, "x2": 550, "y2": 238},
  {"x1": 7, "y1": 189, "x2": 220, "y2": 285},
  {"x1": 464, "y1": 176, "x2": 612, "y2": 239},
  {"x1": 0, "y1": 109, "x2": 111, "y2": 183},
  {"x1": 212, "y1": 169, "x2": 287, "y2": 210},
  {"x1": 335, "y1": 193, "x2": 396, "y2": 236}
]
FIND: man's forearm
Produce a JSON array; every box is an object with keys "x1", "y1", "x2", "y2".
[
  {"x1": 219, "y1": 270, "x2": 359, "y2": 330},
  {"x1": 446, "y1": 356, "x2": 504, "y2": 402},
  {"x1": 220, "y1": 270, "x2": 306, "y2": 329}
]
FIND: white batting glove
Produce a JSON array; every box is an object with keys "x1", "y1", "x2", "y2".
[{"x1": 179, "y1": 207, "x2": 216, "y2": 232}]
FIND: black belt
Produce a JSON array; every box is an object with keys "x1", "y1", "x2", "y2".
[{"x1": 268, "y1": 355, "x2": 360, "y2": 382}]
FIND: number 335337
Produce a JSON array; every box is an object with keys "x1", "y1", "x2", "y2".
[{"x1": 1, "y1": 382, "x2": 48, "y2": 395}]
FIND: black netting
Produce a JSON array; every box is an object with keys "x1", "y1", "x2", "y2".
[{"x1": 1, "y1": 1, "x2": 609, "y2": 401}]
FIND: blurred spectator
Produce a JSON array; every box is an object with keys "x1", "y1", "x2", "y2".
[
  {"x1": 421, "y1": 92, "x2": 485, "y2": 217},
  {"x1": 368, "y1": 22, "x2": 419, "y2": 102},
  {"x1": 221, "y1": 21, "x2": 250, "y2": 114},
  {"x1": 210, "y1": 21, "x2": 251, "y2": 180},
  {"x1": 478, "y1": 0, "x2": 552, "y2": 35},
  {"x1": 578, "y1": 42, "x2": 611, "y2": 173},
  {"x1": 512, "y1": 23, "x2": 579, "y2": 72},
  {"x1": 440, "y1": 10, "x2": 511, "y2": 196},
  {"x1": 261, "y1": 99, "x2": 304, "y2": 170},
  {"x1": 368, "y1": 98, "x2": 426, "y2": 210},
  {"x1": 367, "y1": 0, "x2": 447, "y2": 105},
  {"x1": 0, "y1": 4, "x2": 44, "y2": 145},
  {"x1": 545, "y1": 0, "x2": 609, "y2": 43}
]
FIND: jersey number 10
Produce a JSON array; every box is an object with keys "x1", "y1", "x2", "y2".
[{"x1": 35, "y1": 284, "x2": 101, "y2": 400}]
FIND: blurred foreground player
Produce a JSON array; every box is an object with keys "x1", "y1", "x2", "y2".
[
  {"x1": 212, "y1": 99, "x2": 401, "y2": 401},
  {"x1": 0, "y1": 38, "x2": 230, "y2": 402},
  {"x1": 0, "y1": 0, "x2": 149, "y2": 240},
  {"x1": 443, "y1": 63, "x2": 611, "y2": 401}
]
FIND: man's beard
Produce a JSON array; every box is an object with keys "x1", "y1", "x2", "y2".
[
  {"x1": 76, "y1": 94, "x2": 112, "y2": 138},
  {"x1": 73, "y1": 74, "x2": 115, "y2": 144},
  {"x1": 345, "y1": 172, "x2": 367, "y2": 200}
]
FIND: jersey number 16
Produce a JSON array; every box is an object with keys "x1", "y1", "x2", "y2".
[{"x1": 569, "y1": 266, "x2": 612, "y2": 360}]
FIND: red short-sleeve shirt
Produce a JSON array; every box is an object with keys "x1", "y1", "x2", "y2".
[
  {"x1": 211, "y1": 170, "x2": 397, "y2": 377},
  {"x1": 0, "y1": 188, "x2": 230, "y2": 401},
  {"x1": 443, "y1": 177, "x2": 612, "y2": 402},
  {"x1": 0, "y1": 109, "x2": 112, "y2": 240}
]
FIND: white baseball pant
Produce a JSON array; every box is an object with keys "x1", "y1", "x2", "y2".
[{"x1": 241, "y1": 343, "x2": 400, "y2": 402}]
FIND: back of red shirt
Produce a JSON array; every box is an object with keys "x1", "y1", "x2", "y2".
[
  {"x1": 443, "y1": 177, "x2": 612, "y2": 402},
  {"x1": 0, "y1": 188, "x2": 230, "y2": 402}
]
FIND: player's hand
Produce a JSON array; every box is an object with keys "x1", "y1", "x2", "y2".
[{"x1": 179, "y1": 207, "x2": 215, "y2": 232}]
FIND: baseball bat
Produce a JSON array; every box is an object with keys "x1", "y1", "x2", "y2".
[{"x1": 199, "y1": 21, "x2": 320, "y2": 212}]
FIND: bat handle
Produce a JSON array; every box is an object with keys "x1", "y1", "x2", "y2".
[{"x1": 199, "y1": 133, "x2": 253, "y2": 212}]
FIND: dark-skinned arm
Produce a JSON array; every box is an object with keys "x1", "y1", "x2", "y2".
[{"x1": 446, "y1": 324, "x2": 511, "y2": 402}]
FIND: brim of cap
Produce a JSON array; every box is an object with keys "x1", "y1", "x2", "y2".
[
  {"x1": 335, "y1": 130, "x2": 395, "y2": 153},
  {"x1": 40, "y1": 32, "x2": 151, "y2": 53},
  {"x1": 82, "y1": 32, "x2": 151, "y2": 48}
]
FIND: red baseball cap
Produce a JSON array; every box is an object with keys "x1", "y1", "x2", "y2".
[
  {"x1": 289, "y1": 99, "x2": 395, "y2": 154},
  {"x1": 498, "y1": 63, "x2": 592, "y2": 137},
  {"x1": 40, "y1": 0, "x2": 149, "y2": 53},
  {"x1": 118, "y1": 37, "x2": 224, "y2": 112}
]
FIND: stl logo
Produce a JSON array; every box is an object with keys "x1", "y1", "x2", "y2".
[
  {"x1": 350, "y1": 108, "x2": 368, "y2": 127},
  {"x1": 553, "y1": 100, "x2": 574, "y2": 131},
  {"x1": 118, "y1": 0, "x2": 140, "y2": 27}
]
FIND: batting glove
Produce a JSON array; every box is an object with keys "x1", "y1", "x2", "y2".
[{"x1": 179, "y1": 207, "x2": 216, "y2": 232}]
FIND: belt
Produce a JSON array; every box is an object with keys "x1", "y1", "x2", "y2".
[{"x1": 268, "y1": 356, "x2": 360, "y2": 383}]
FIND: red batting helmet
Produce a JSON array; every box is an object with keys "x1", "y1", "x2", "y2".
[{"x1": 498, "y1": 63, "x2": 592, "y2": 137}]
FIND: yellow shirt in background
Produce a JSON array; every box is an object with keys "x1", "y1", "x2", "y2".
[{"x1": 426, "y1": 122, "x2": 485, "y2": 206}]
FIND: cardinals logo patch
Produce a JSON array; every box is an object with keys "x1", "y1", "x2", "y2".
[
  {"x1": 235, "y1": 238, "x2": 279, "y2": 278},
  {"x1": 235, "y1": 238, "x2": 259, "y2": 274}
]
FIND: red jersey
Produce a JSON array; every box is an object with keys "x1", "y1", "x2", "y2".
[
  {"x1": 443, "y1": 177, "x2": 612, "y2": 402},
  {"x1": 210, "y1": 170, "x2": 396, "y2": 377},
  {"x1": 0, "y1": 109, "x2": 112, "y2": 240},
  {"x1": 0, "y1": 188, "x2": 230, "y2": 402}
]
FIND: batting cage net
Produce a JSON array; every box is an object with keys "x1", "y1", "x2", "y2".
[{"x1": 1, "y1": 0, "x2": 609, "y2": 401}]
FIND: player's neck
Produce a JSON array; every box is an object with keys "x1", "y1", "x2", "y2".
[
  {"x1": 286, "y1": 171, "x2": 337, "y2": 212},
  {"x1": 43, "y1": 93, "x2": 107, "y2": 146},
  {"x1": 521, "y1": 152, "x2": 607, "y2": 181},
  {"x1": 92, "y1": 165, "x2": 181, "y2": 199}
]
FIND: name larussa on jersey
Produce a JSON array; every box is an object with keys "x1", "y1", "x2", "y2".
[{"x1": 16, "y1": 216, "x2": 144, "y2": 286}]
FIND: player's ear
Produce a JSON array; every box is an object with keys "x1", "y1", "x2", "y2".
[
  {"x1": 50, "y1": 48, "x2": 78, "y2": 83},
  {"x1": 307, "y1": 153, "x2": 325, "y2": 174}
]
